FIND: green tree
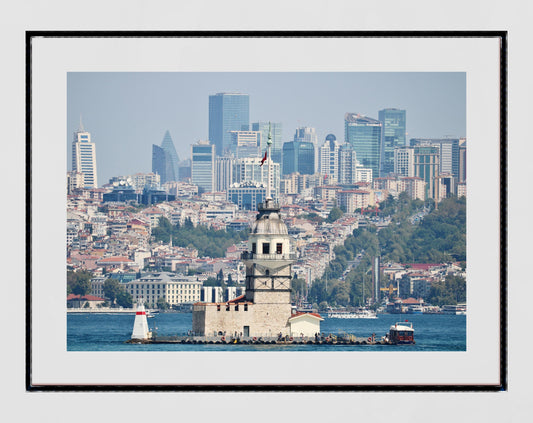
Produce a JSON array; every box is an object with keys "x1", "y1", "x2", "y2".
[
  {"x1": 67, "y1": 270, "x2": 93, "y2": 296},
  {"x1": 291, "y1": 278, "x2": 307, "y2": 301},
  {"x1": 116, "y1": 290, "x2": 133, "y2": 308},
  {"x1": 326, "y1": 207, "x2": 344, "y2": 223},
  {"x1": 103, "y1": 278, "x2": 122, "y2": 305},
  {"x1": 203, "y1": 277, "x2": 219, "y2": 287},
  {"x1": 156, "y1": 297, "x2": 169, "y2": 310}
]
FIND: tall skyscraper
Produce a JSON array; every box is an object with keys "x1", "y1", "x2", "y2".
[
  {"x1": 152, "y1": 130, "x2": 180, "y2": 184},
  {"x1": 344, "y1": 113, "x2": 382, "y2": 179},
  {"x1": 338, "y1": 143, "x2": 359, "y2": 184},
  {"x1": 318, "y1": 134, "x2": 341, "y2": 181},
  {"x1": 282, "y1": 141, "x2": 315, "y2": 176},
  {"x1": 379, "y1": 108, "x2": 406, "y2": 176},
  {"x1": 251, "y1": 122, "x2": 283, "y2": 164},
  {"x1": 191, "y1": 140, "x2": 215, "y2": 194},
  {"x1": 71, "y1": 120, "x2": 98, "y2": 188},
  {"x1": 209, "y1": 93, "x2": 250, "y2": 156},
  {"x1": 294, "y1": 127, "x2": 319, "y2": 172}
]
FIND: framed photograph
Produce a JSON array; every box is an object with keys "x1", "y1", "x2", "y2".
[{"x1": 28, "y1": 31, "x2": 505, "y2": 390}]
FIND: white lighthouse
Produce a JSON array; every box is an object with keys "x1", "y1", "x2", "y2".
[{"x1": 131, "y1": 300, "x2": 152, "y2": 341}]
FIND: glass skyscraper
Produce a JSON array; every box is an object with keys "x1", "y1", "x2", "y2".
[
  {"x1": 152, "y1": 130, "x2": 180, "y2": 184},
  {"x1": 344, "y1": 113, "x2": 382, "y2": 179},
  {"x1": 379, "y1": 108, "x2": 406, "y2": 177},
  {"x1": 209, "y1": 93, "x2": 250, "y2": 156},
  {"x1": 71, "y1": 122, "x2": 97, "y2": 188},
  {"x1": 282, "y1": 141, "x2": 315, "y2": 176}
]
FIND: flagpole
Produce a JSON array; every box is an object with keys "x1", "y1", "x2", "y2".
[{"x1": 266, "y1": 122, "x2": 272, "y2": 202}]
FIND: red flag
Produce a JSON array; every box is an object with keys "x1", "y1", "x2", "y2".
[{"x1": 260, "y1": 151, "x2": 267, "y2": 166}]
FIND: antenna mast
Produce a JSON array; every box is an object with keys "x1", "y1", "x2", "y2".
[{"x1": 266, "y1": 122, "x2": 273, "y2": 201}]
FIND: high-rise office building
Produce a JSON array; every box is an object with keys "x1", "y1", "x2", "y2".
[
  {"x1": 191, "y1": 140, "x2": 215, "y2": 194},
  {"x1": 379, "y1": 108, "x2": 406, "y2": 176},
  {"x1": 413, "y1": 145, "x2": 440, "y2": 199},
  {"x1": 152, "y1": 131, "x2": 180, "y2": 184},
  {"x1": 294, "y1": 127, "x2": 319, "y2": 172},
  {"x1": 394, "y1": 146, "x2": 415, "y2": 177},
  {"x1": 344, "y1": 113, "x2": 382, "y2": 179},
  {"x1": 318, "y1": 134, "x2": 341, "y2": 182},
  {"x1": 410, "y1": 138, "x2": 460, "y2": 179},
  {"x1": 71, "y1": 122, "x2": 98, "y2": 188},
  {"x1": 338, "y1": 143, "x2": 359, "y2": 184},
  {"x1": 215, "y1": 156, "x2": 235, "y2": 193},
  {"x1": 209, "y1": 93, "x2": 250, "y2": 156},
  {"x1": 282, "y1": 141, "x2": 315, "y2": 176},
  {"x1": 229, "y1": 130, "x2": 261, "y2": 158},
  {"x1": 251, "y1": 122, "x2": 283, "y2": 164},
  {"x1": 459, "y1": 142, "x2": 467, "y2": 183}
]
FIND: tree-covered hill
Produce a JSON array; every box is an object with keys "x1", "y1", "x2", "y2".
[{"x1": 151, "y1": 217, "x2": 250, "y2": 258}]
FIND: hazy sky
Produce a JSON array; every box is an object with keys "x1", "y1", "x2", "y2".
[{"x1": 67, "y1": 72, "x2": 466, "y2": 185}]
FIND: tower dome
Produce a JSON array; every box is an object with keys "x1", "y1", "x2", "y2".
[{"x1": 251, "y1": 211, "x2": 288, "y2": 235}]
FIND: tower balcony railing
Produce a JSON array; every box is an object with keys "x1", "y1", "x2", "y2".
[{"x1": 241, "y1": 252, "x2": 297, "y2": 261}]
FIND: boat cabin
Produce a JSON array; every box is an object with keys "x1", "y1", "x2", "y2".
[{"x1": 387, "y1": 321, "x2": 415, "y2": 344}]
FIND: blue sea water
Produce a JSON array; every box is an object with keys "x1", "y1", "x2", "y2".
[{"x1": 67, "y1": 312, "x2": 466, "y2": 351}]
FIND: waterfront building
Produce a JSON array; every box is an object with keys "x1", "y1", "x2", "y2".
[
  {"x1": 344, "y1": 113, "x2": 382, "y2": 179},
  {"x1": 282, "y1": 141, "x2": 315, "y2": 176},
  {"x1": 123, "y1": 272, "x2": 203, "y2": 308},
  {"x1": 318, "y1": 134, "x2": 341, "y2": 182},
  {"x1": 71, "y1": 121, "x2": 98, "y2": 188},
  {"x1": 379, "y1": 108, "x2": 406, "y2": 176},
  {"x1": 191, "y1": 140, "x2": 215, "y2": 194},
  {"x1": 209, "y1": 92, "x2": 250, "y2": 156},
  {"x1": 229, "y1": 130, "x2": 261, "y2": 158},
  {"x1": 152, "y1": 131, "x2": 180, "y2": 183}
]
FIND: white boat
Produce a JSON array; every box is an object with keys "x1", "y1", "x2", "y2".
[
  {"x1": 441, "y1": 304, "x2": 466, "y2": 315},
  {"x1": 327, "y1": 309, "x2": 377, "y2": 319}
]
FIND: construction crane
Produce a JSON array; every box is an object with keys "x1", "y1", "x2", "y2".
[{"x1": 360, "y1": 205, "x2": 380, "y2": 217}]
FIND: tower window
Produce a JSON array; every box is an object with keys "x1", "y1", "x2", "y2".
[
  {"x1": 276, "y1": 243, "x2": 283, "y2": 254},
  {"x1": 251, "y1": 243, "x2": 256, "y2": 254},
  {"x1": 262, "y1": 243, "x2": 270, "y2": 254}
]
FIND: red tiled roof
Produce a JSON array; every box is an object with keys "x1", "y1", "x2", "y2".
[
  {"x1": 404, "y1": 263, "x2": 441, "y2": 270},
  {"x1": 67, "y1": 294, "x2": 105, "y2": 301},
  {"x1": 98, "y1": 256, "x2": 133, "y2": 263}
]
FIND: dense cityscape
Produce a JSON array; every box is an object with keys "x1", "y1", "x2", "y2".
[{"x1": 67, "y1": 91, "x2": 466, "y2": 316}]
